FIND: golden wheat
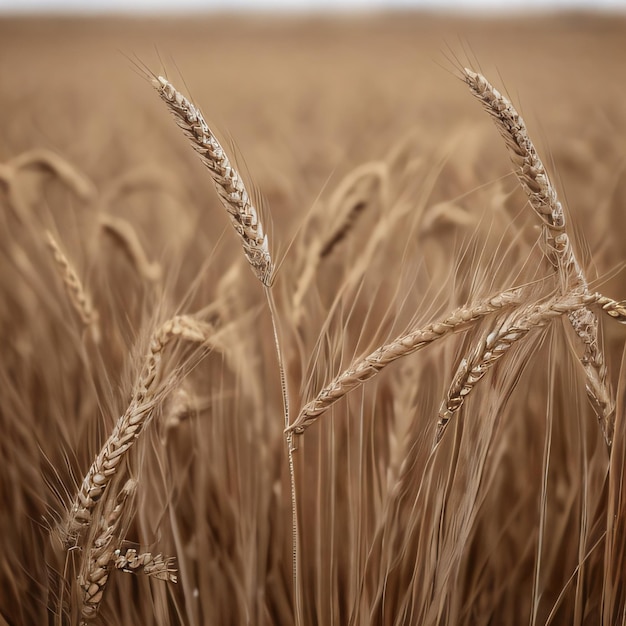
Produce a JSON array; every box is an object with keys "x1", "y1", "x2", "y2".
[{"x1": 2, "y1": 16, "x2": 626, "y2": 626}]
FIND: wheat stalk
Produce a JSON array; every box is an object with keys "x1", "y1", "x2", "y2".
[
  {"x1": 64, "y1": 315, "x2": 212, "y2": 543},
  {"x1": 152, "y1": 76, "x2": 272, "y2": 285},
  {"x1": 150, "y1": 75, "x2": 304, "y2": 616},
  {"x1": 286, "y1": 289, "x2": 523, "y2": 436},
  {"x1": 2, "y1": 150, "x2": 95, "y2": 222},
  {"x1": 45, "y1": 230, "x2": 101, "y2": 343},
  {"x1": 464, "y1": 68, "x2": 614, "y2": 444}
]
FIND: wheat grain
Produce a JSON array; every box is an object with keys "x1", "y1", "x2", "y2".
[
  {"x1": 594, "y1": 294, "x2": 626, "y2": 323},
  {"x1": 113, "y1": 548, "x2": 177, "y2": 583},
  {"x1": 463, "y1": 69, "x2": 590, "y2": 295},
  {"x1": 152, "y1": 76, "x2": 273, "y2": 285},
  {"x1": 568, "y1": 304, "x2": 615, "y2": 443}
]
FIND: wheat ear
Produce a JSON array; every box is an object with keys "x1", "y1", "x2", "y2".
[
  {"x1": 464, "y1": 68, "x2": 614, "y2": 444},
  {"x1": 65, "y1": 315, "x2": 212, "y2": 543},
  {"x1": 435, "y1": 291, "x2": 601, "y2": 443},
  {"x1": 12, "y1": 148, "x2": 97, "y2": 201},
  {"x1": 99, "y1": 213, "x2": 162, "y2": 283},
  {"x1": 463, "y1": 70, "x2": 575, "y2": 278},
  {"x1": 45, "y1": 230, "x2": 101, "y2": 343},
  {"x1": 292, "y1": 161, "x2": 387, "y2": 325},
  {"x1": 79, "y1": 479, "x2": 137, "y2": 623},
  {"x1": 152, "y1": 76, "x2": 272, "y2": 285},
  {"x1": 286, "y1": 289, "x2": 523, "y2": 436}
]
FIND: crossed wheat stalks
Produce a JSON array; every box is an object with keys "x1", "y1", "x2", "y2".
[
  {"x1": 286, "y1": 68, "x2": 626, "y2": 449},
  {"x1": 57, "y1": 67, "x2": 626, "y2": 621}
]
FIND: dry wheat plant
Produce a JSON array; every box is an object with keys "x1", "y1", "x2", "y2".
[{"x1": 2, "y1": 13, "x2": 626, "y2": 626}]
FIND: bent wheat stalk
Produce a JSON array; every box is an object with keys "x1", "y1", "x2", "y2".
[
  {"x1": 64, "y1": 315, "x2": 212, "y2": 543},
  {"x1": 464, "y1": 68, "x2": 614, "y2": 444},
  {"x1": 152, "y1": 76, "x2": 272, "y2": 285},
  {"x1": 287, "y1": 288, "x2": 523, "y2": 436},
  {"x1": 1, "y1": 150, "x2": 95, "y2": 221}
]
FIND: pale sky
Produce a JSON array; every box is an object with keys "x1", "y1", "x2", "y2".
[{"x1": 1, "y1": 0, "x2": 625, "y2": 14}]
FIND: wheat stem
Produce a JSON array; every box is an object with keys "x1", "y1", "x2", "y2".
[{"x1": 265, "y1": 287, "x2": 302, "y2": 624}]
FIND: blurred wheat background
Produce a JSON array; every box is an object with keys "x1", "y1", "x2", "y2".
[{"x1": 1, "y1": 8, "x2": 626, "y2": 625}]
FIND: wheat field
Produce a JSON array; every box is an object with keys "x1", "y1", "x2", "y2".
[{"x1": 1, "y1": 11, "x2": 626, "y2": 626}]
